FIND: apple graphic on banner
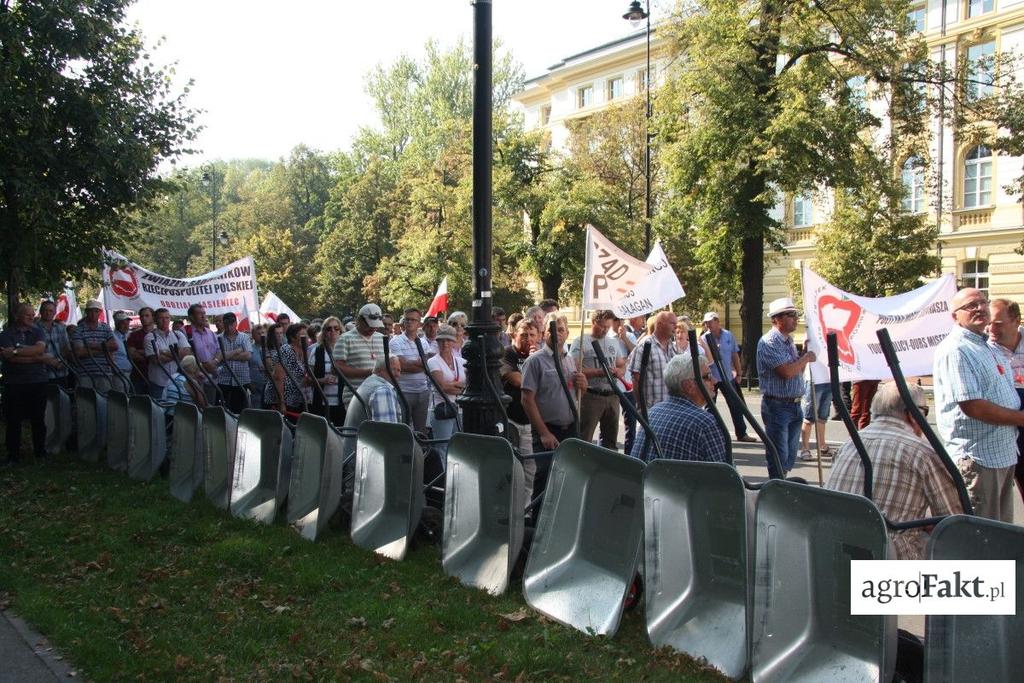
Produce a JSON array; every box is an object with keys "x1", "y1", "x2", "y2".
[
  {"x1": 818, "y1": 295, "x2": 863, "y2": 365},
  {"x1": 110, "y1": 266, "x2": 139, "y2": 298}
]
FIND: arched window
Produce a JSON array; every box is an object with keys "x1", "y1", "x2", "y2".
[
  {"x1": 963, "y1": 145, "x2": 992, "y2": 208},
  {"x1": 901, "y1": 157, "x2": 925, "y2": 213},
  {"x1": 962, "y1": 259, "x2": 990, "y2": 297},
  {"x1": 793, "y1": 195, "x2": 813, "y2": 227}
]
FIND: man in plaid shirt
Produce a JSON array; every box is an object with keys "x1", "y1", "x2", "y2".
[
  {"x1": 630, "y1": 354, "x2": 727, "y2": 463},
  {"x1": 342, "y1": 357, "x2": 403, "y2": 461},
  {"x1": 827, "y1": 383, "x2": 962, "y2": 560},
  {"x1": 627, "y1": 311, "x2": 678, "y2": 412},
  {"x1": 934, "y1": 288, "x2": 1022, "y2": 522}
]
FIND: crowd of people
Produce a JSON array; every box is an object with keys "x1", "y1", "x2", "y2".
[{"x1": 2, "y1": 288, "x2": 1022, "y2": 547}]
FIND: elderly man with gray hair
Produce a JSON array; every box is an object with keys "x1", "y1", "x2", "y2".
[
  {"x1": 826, "y1": 382, "x2": 962, "y2": 560},
  {"x1": 629, "y1": 354, "x2": 727, "y2": 463}
]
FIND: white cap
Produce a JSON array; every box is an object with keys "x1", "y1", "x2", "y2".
[
  {"x1": 767, "y1": 297, "x2": 799, "y2": 318},
  {"x1": 359, "y1": 303, "x2": 385, "y2": 329},
  {"x1": 702, "y1": 311, "x2": 719, "y2": 323}
]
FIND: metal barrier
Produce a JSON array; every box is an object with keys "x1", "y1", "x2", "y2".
[
  {"x1": 74, "y1": 386, "x2": 107, "y2": 462},
  {"x1": 643, "y1": 460, "x2": 750, "y2": 680},
  {"x1": 350, "y1": 421, "x2": 425, "y2": 560},
  {"x1": 44, "y1": 383, "x2": 72, "y2": 455},
  {"x1": 750, "y1": 480, "x2": 896, "y2": 683},
  {"x1": 523, "y1": 439, "x2": 645, "y2": 637},
  {"x1": 441, "y1": 432, "x2": 525, "y2": 595},
  {"x1": 203, "y1": 406, "x2": 239, "y2": 509},
  {"x1": 105, "y1": 389, "x2": 132, "y2": 472},
  {"x1": 126, "y1": 395, "x2": 167, "y2": 482},
  {"x1": 230, "y1": 408, "x2": 293, "y2": 524}
]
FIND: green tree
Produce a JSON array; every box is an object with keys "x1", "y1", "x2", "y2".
[{"x1": 0, "y1": 0, "x2": 197, "y2": 316}]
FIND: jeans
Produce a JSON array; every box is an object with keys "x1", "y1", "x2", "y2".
[
  {"x1": 761, "y1": 397, "x2": 801, "y2": 479},
  {"x1": 428, "y1": 409, "x2": 458, "y2": 467}
]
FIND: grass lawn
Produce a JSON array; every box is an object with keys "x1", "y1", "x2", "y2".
[{"x1": 0, "y1": 454, "x2": 728, "y2": 681}]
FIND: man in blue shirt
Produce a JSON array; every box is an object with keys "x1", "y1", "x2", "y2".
[
  {"x1": 1, "y1": 303, "x2": 49, "y2": 464},
  {"x1": 630, "y1": 354, "x2": 727, "y2": 463},
  {"x1": 757, "y1": 297, "x2": 816, "y2": 478},
  {"x1": 702, "y1": 311, "x2": 755, "y2": 443}
]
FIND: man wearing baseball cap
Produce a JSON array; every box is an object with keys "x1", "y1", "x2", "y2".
[
  {"x1": 701, "y1": 311, "x2": 755, "y2": 443},
  {"x1": 72, "y1": 299, "x2": 117, "y2": 391},
  {"x1": 756, "y1": 297, "x2": 816, "y2": 478},
  {"x1": 332, "y1": 303, "x2": 386, "y2": 406}
]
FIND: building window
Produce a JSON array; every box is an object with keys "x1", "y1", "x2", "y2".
[
  {"x1": 962, "y1": 259, "x2": 990, "y2": 296},
  {"x1": 966, "y1": 41, "x2": 996, "y2": 100},
  {"x1": 901, "y1": 157, "x2": 926, "y2": 213},
  {"x1": 793, "y1": 195, "x2": 813, "y2": 227},
  {"x1": 539, "y1": 105, "x2": 551, "y2": 126},
  {"x1": 607, "y1": 76, "x2": 623, "y2": 101},
  {"x1": 963, "y1": 144, "x2": 993, "y2": 208},
  {"x1": 908, "y1": 4, "x2": 926, "y2": 32},
  {"x1": 577, "y1": 85, "x2": 593, "y2": 109},
  {"x1": 968, "y1": 0, "x2": 994, "y2": 19}
]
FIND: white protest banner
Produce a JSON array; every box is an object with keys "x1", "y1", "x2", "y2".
[
  {"x1": 611, "y1": 241, "x2": 686, "y2": 319},
  {"x1": 259, "y1": 291, "x2": 300, "y2": 323},
  {"x1": 802, "y1": 268, "x2": 956, "y2": 382},
  {"x1": 101, "y1": 249, "x2": 259, "y2": 319},
  {"x1": 582, "y1": 224, "x2": 653, "y2": 310}
]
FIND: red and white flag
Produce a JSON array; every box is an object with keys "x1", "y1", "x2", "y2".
[
  {"x1": 425, "y1": 276, "x2": 449, "y2": 318},
  {"x1": 94, "y1": 291, "x2": 107, "y2": 324},
  {"x1": 237, "y1": 299, "x2": 252, "y2": 333},
  {"x1": 53, "y1": 283, "x2": 81, "y2": 325},
  {"x1": 259, "y1": 291, "x2": 299, "y2": 324}
]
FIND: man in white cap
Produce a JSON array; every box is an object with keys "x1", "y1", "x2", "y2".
[
  {"x1": 756, "y1": 297, "x2": 816, "y2": 478},
  {"x1": 701, "y1": 311, "x2": 755, "y2": 443},
  {"x1": 72, "y1": 299, "x2": 117, "y2": 390},
  {"x1": 333, "y1": 302, "x2": 386, "y2": 406}
]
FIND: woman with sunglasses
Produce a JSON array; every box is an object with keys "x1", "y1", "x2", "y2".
[
  {"x1": 308, "y1": 316, "x2": 343, "y2": 425},
  {"x1": 265, "y1": 323, "x2": 308, "y2": 417},
  {"x1": 427, "y1": 324, "x2": 466, "y2": 462},
  {"x1": 447, "y1": 311, "x2": 468, "y2": 354}
]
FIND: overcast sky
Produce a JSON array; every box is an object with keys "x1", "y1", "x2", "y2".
[{"x1": 126, "y1": 0, "x2": 668, "y2": 167}]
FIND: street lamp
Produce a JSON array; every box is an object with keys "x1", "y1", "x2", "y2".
[
  {"x1": 623, "y1": 0, "x2": 652, "y2": 255},
  {"x1": 201, "y1": 165, "x2": 220, "y2": 270}
]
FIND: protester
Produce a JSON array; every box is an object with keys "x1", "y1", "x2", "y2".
[
  {"x1": 757, "y1": 297, "x2": 815, "y2": 479},
  {"x1": 521, "y1": 313, "x2": 587, "y2": 454},
  {"x1": 144, "y1": 308, "x2": 192, "y2": 401},
  {"x1": 390, "y1": 309, "x2": 431, "y2": 434},
  {"x1": 701, "y1": 311, "x2": 755, "y2": 443},
  {"x1": 126, "y1": 307, "x2": 155, "y2": 394},
  {"x1": 427, "y1": 324, "x2": 466, "y2": 461},
  {"x1": 674, "y1": 319, "x2": 710, "y2": 358},
  {"x1": 987, "y1": 297, "x2": 1024, "y2": 503},
  {"x1": 266, "y1": 323, "x2": 309, "y2": 415},
  {"x1": 447, "y1": 311, "x2": 468, "y2": 353},
  {"x1": 249, "y1": 325, "x2": 268, "y2": 409},
  {"x1": 171, "y1": 319, "x2": 186, "y2": 335},
  {"x1": 72, "y1": 300, "x2": 117, "y2": 390},
  {"x1": 539, "y1": 299, "x2": 559, "y2": 314},
  {"x1": 799, "y1": 381, "x2": 833, "y2": 461},
  {"x1": 163, "y1": 354, "x2": 208, "y2": 413},
  {"x1": 934, "y1": 288, "x2": 1022, "y2": 522},
  {"x1": 493, "y1": 306, "x2": 511, "y2": 347},
  {"x1": 630, "y1": 354, "x2": 727, "y2": 463},
  {"x1": 333, "y1": 303, "x2": 386, "y2": 405},
  {"x1": 187, "y1": 304, "x2": 219, "y2": 404},
  {"x1": 627, "y1": 311, "x2": 678, "y2": 413},
  {"x1": 850, "y1": 380, "x2": 880, "y2": 429},
  {"x1": 570, "y1": 310, "x2": 623, "y2": 450},
  {"x1": 308, "y1": 316, "x2": 343, "y2": 425},
  {"x1": 215, "y1": 312, "x2": 252, "y2": 413},
  {"x1": 341, "y1": 357, "x2": 404, "y2": 460},
  {"x1": 525, "y1": 305, "x2": 545, "y2": 335},
  {"x1": 276, "y1": 313, "x2": 292, "y2": 328},
  {"x1": 421, "y1": 315, "x2": 440, "y2": 355},
  {"x1": 500, "y1": 319, "x2": 539, "y2": 499},
  {"x1": 506, "y1": 311, "x2": 524, "y2": 340},
  {"x1": 110, "y1": 311, "x2": 133, "y2": 378},
  {"x1": 36, "y1": 300, "x2": 71, "y2": 387},
  {"x1": 827, "y1": 383, "x2": 962, "y2": 560},
  {"x1": 1, "y1": 303, "x2": 48, "y2": 465},
  {"x1": 611, "y1": 316, "x2": 639, "y2": 455}
]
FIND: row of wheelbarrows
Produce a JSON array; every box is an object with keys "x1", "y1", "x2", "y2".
[{"x1": 39, "y1": 327, "x2": 1023, "y2": 683}]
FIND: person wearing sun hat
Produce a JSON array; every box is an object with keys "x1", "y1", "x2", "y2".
[
  {"x1": 72, "y1": 299, "x2": 118, "y2": 390},
  {"x1": 332, "y1": 302, "x2": 386, "y2": 406},
  {"x1": 756, "y1": 297, "x2": 816, "y2": 478}
]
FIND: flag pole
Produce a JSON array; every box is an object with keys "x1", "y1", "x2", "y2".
[{"x1": 577, "y1": 303, "x2": 586, "y2": 405}]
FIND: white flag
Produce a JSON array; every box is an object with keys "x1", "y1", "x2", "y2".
[
  {"x1": 611, "y1": 241, "x2": 686, "y2": 319},
  {"x1": 582, "y1": 225, "x2": 653, "y2": 310},
  {"x1": 54, "y1": 283, "x2": 81, "y2": 325},
  {"x1": 259, "y1": 291, "x2": 300, "y2": 323}
]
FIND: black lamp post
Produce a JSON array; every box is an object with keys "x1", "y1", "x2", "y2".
[
  {"x1": 458, "y1": 0, "x2": 507, "y2": 438},
  {"x1": 201, "y1": 164, "x2": 221, "y2": 270},
  {"x1": 623, "y1": 0, "x2": 652, "y2": 255}
]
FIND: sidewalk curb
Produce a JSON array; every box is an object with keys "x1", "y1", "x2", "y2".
[{"x1": 1, "y1": 608, "x2": 78, "y2": 680}]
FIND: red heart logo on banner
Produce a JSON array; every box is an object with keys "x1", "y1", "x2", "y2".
[{"x1": 817, "y1": 295, "x2": 863, "y2": 365}]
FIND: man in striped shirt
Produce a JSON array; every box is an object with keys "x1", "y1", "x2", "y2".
[{"x1": 934, "y1": 288, "x2": 1022, "y2": 522}]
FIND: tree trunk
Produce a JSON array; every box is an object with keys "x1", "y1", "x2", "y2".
[
  {"x1": 739, "y1": 236, "x2": 764, "y2": 385},
  {"x1": 540, "y1": 271, "x2": 562, "y2": 301}
]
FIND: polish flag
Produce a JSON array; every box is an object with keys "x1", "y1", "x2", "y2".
[
  {"x1": 237, "y1": 299, "x2": 252, "y2": 333},
  {"x1": 94, "y1": 291, "x2": 107, "y2": 323},
  {"x1": 425, "y1": 277, "x2": 448, "y2": 318}
]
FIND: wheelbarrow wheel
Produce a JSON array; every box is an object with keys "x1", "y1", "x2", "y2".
[{"x1": 623, "y1": 573, "x2": 643, "y2": 612}]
